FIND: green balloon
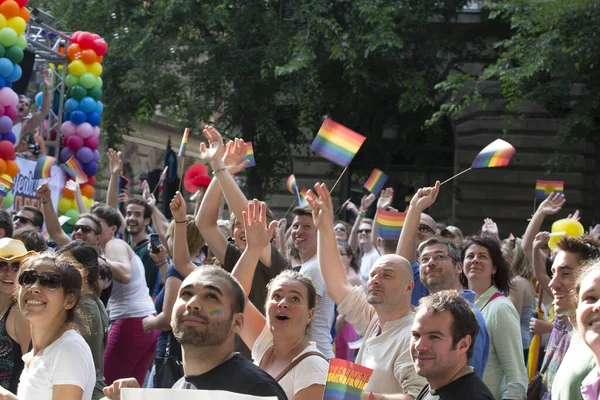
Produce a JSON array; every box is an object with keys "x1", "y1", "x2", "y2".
[
  {"x1": 5, "y1": 45, "x2": 22, "y2": 64},
  {"x1": 0, "y1": 28, "x2": 17, "y2": 47},
  {"x1": 88, "y1": 87, "x2": 102, "y2": 101},
  {"x1": 3, "y1": 192, "x2": 13, "y2": 209},
  {"x1": 15, "y1": 34, "x2": 26, "y2": 50},
  {"x1": 95, "y1": 76, "x2": 103, "y2": 88},
  {"x1": 0, "y1": 45, "x2": 6, "y2": 59},
  {"x1": 64, "y1": 209, "x2": 79, "y2": 225},
  {"x1": 68, "y1": 85, "x2": 87, "y2": 101},
  {"x1": 66, "y1": 73, "x2": 79, "y2": 88},
  {"x1": 79, "y1": 72, "x2": 96, "y2": 89}
]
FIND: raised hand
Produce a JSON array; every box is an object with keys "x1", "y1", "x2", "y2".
[
  {"x1": 42, "y1": 69, "x2": 53, "y2": 90},
  {"x1": 567, "y1": 209, "x2": 580, "y2": 221},
  {"x1": 277, "y1": 217, "x2": 287, "y2": 235},
  {"x1": 242, "y1": 199, "x2": 277, "y2": 252},
  {"x1": 36, "y1": 182, "x2": 51, "y2": 203},
  {"x1": 117, "y1": 191, "x2": 130, "y2": 204},
  {"x1": 589, "y1": 224, "x2": 600, "y2": 239},
  {"x1": 141, "y1": 180, "x2": 156, "y2": 208},
  {"x1": 377, "y1": 188, "x2": 394, "y2": 210},
  {"x1": 199, "y1": 125, "x2": 225, "y2": 162},
  {"x1": 482, "y1": 218, "x2": 499, "y2": 238},
  {"x1": 148, "y1": 244, "x2": 168, "y2": 264},
  {"x1": 65, "y1": 180, "x2": 80, "y2": 194},
  {"x1": 533, "y1": 231, "x2": 550, "y2": 249},
  {"x1": 361, "y1": 193, "x2": 376, "y2": 210},
  {"x1": 222, "y1": 138, "x2": 249, "y2": 174},
  {"x1": 107, "y1": 148, "x2": 122, "y2": 176},
  {"x1": 537, "y1": 192, "x2": 565, "y2": 216},
  {"x1": 409, "y1": 181, "x2": 441, "y2": 212},
  {"x1": 305, "y1": 182, "x2": 334, "y2": 231},
  {"x1": 169, "y1": 191, "x2": 187, "y2": 221}
]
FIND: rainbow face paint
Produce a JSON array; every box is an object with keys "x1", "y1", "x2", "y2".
[{"x1": 207, "y1": 306, "x2": 223, "y2": 316}]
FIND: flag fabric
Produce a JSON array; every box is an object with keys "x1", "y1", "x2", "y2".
[
  {"x1": 63, "y1": 157, "x2": 88, "y2": 184},
  {"x1": 310, "y1": 118, "x2": 366, "y2": 167},
  {"x1": 286, "y1": 174, "x2": 298, "y2": 195},
  {"x1": 376, "y1": 209, "x2": 406, "y2": 240},
  {"x1": 323, "y1": 358, "x2": 373, "y2": 400},
  {"x1": 471, "y1": 139, "x2": 516, "y2": 169},
  {"x1": 535, "y1": 180, "x2": 564, "y2": 199},
  {"x1": 34, "y1": 155, "x2": 56, "y2": 179},
  {"x1": 528, "y1": 284, "x2": 545, "y2": 382},
  {"x1": 179, "y1": 128, "x2": 190, "y2": 157},
  {"x1": 363, "y1": 169, "x2": 388, "y2": 196},
  {"x1": 298, "y1": 188, "x2": 308, "y2": 207},
  {"x1": 158, "y1": 166, "x2": 168, "y2": 194},
  {"x1": 244, "y1": 142, "x2": 256, "y2": 168}
]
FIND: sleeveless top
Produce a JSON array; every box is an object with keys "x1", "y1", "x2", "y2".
[
  {"x1": 0, "y1": 304, "x2": 24, "y2": 394},
  {"x1": 107, "y1": 252, "x2": 155, "y2": 320}
]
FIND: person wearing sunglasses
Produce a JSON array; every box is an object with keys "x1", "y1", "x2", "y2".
[
  {"x1": 0, "y1": 238, "x2": 35, "y2": 395},
  {"x1": 12, "y1": 206, "x2": 44, "y2": 233},
  {"x1": 4, "y1": 253, "x2": 96, "y2": 400}
]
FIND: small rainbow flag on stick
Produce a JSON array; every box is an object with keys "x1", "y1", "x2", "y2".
[
  {"x1": 311, "y1": 118, "x2": 366, "y2": 167},
  {"x1": 323, "y1": 358, "x2": 373, "y2": 400},
  {"x1": 376, "y1": 209, "x2": 406, "y2": 240},
  {"x1": 34, "y1": 155, "x2": 56, "y2": 179},
  {"x1": 471, "y1": 139, "x2": 516, "y2": 169},
  {"x1": 298, "y1": 188, "x2": 308, "y2": 207},
  {"x1": 179, "y1": 128, "x2": 190, "y2": 157},
  {"x1": 535, "y1": 180, "x2": 564, "y2": 199},
  {"x1": 286, "y1": 174, "x2": 298, "y2": 195},
  {"x1": 63, "y1": 156, "x2": 88, "y2": 184},
  {"x1": 363, "y1": 169, "x2": 388, "y2": 196},
  {"x1": 0, "y1": 176, "x2": 12, "y2": 196},
  {"x1": 244, "y1": 142, "x2": 256, "y2": 168}
]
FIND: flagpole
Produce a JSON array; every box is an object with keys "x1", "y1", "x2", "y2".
[
  {"x1": 440, "y1": 167, "x2": 472, "y2": 186},
  {"x1": 334, "y1": 197, "x2": 351, "y2": 215},
  {"x1": 282, "y1": 199, "x2": 297, "y2": 220},
  {"x1": 329, "y1": 166, "x2": 349, "y2": 194},
  {"x1": 178, "y1": 155, "x2": 186, "y2": 193}
]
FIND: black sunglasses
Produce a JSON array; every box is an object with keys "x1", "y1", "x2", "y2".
[
  {"x1": 12, "y1": 215, "x2": 34, "y2": 225},
  {"x1": 357, "y1": 229, "x2": 372, "y2": 234},
  {"x1": 72, "y1": 225, "x2": 97, "y2": 235},
  {"x1": 18, "y1": 269, "x2": 64, "y2": 291},
  {"x1": 0, "y1": 261, "x2": 20, "y2": 273}
]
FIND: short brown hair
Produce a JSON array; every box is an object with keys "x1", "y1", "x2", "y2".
[{"x1": 556, "y1": 235, "x2": 600, "y2": 265}]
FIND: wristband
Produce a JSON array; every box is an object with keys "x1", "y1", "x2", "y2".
[
  {"x1": 175, "y1": 220, "x2": 187, "y2": 224},
  {"x1": 212, "y1": 167, "x2": 228, "y2": 175},
  {"x1": 156, "y1": 259, "x2": 169, "y2": 267},
  {"x1": 358, "y1": 207, "x2": 366, "y2": 217}
]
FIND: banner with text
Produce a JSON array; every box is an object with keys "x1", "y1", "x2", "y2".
[{"x1": 10, "y1": 157, "x2": 66, "y2": 212}]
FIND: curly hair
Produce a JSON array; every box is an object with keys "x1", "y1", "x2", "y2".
[{"x1": 462, "y1": 235, "x2": 513, "y2": 295}]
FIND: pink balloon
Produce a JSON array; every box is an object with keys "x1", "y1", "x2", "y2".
[
  {"x1": 0, "y1": 88, "x2": 18, "y2": 107},
  {"x1": 76, "y1": 122, "x2": 93, "y2": 139},
  {"x1": 0, "y1": 104, "x2": 5, "y2": 116},
  {"x1": 92, "y1": 126, "x2": 100, "y2": 138},
  {"x1": 83, "y1": 135, "x2": 99, "y2": 151},
  {"x1": 61, "y1": 121, "x2": 76, "y2": 137},
  {"x1": 67, "y1": 135, "x2": 84, "y2": 151},
  {"x1": 4, "y1": 105, "x2": 17, "y2": 121}
]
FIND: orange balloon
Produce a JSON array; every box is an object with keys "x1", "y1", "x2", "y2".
[
  {"x1": 80, "y1": 184, "x2": 94, "y2": 199},
  {"x1": 0, "y1": 1, "x2": 19, "y2": 19},
  {"x1": 4, "y1": 160, "x2": 18, "y2": 178},
  {"x1": 62, "y1": 186, "x2": 74, "y2": 199},
  {"x1": 0, "y1": 159, "x2": 6, "y2": 176},
  {"x1": 17, "y1": 6, "x2": 29, "y2": 23},
  {"x1": 81, "y1": 48, "x2": 97, "y2": 65},
  {"x1": 96, "y1": 55, "x2": 103, "y2": 63},
  {"x1": 66, "y1": 43, "x2": 81, "y2": 61}
]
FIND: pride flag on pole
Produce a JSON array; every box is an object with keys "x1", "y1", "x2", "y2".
[
  {"x1": 471, "y1": 139, "x2": 516, "y2": 169},
  {"x1": 34, "y1": 156, "x2": 56, "y2": 179},
  {"x1": 376, "y1": 209, "x2": 406, "y2": 240},
  {"x1": 286, "y1": 174, "x2": 298, "y2": 195},
  {"x1": 63, "y1": 156, "x2": 89, "y2": 184},
  {"x1": 179, "y1": 128, "x2": 190, "y2": 157},
  {"x1": 535, "y1": 180, "x2": 564, "y2": 199},
  {"x1": 244, "y1": 142, "x2": 256, "y2": 168},
  {"x1": 323, "y1": 358, "x2": 373, "y2": 400},
  {"x1": 298, "y1": 188, "x2": 308, "y2": 207},
  {"x1": 310, "y1": 118, "x2": 366, "y2": 167},
  {"x1": 363, "y1": 168, "x2": 388, "y2": 196}
]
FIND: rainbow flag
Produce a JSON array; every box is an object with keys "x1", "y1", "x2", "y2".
[
  {"x1": 323, "y1": 358, "x2": 373, "y2": 400},
  {"x1": 0, "y1": 175, "x2": 11, "y2": 196},
  {"x1": 244, "y1": 142, "x2": 256, "y2": 168},
  {"x1": 63, "y1": 156, "x2": 88, "y2": 184},
  {"x1": 158, "y1": 166, "x2": 168, "y2": 194},
  {"x1": 298, "y1": 188, "x2": 308, "y2": 207},
  {"x1": 376, "y1": 209, "x2": 406, "y2": 240},
  {"x1": 34, "y1": 156, "x2": 56, "y2": 179},
  {"x1": 286, "y1": 174, "x2": 298, "y2": 195},
  {"x1": 535, "y1": 180, "x2": 564, "y2": 199},
  {"x1": 471, "y1": 139, "x2": 516, "y2": 169},
  {"x1": 310, "y1": 118, "x2": 366, "y2": 167},
  {"x1": 179, "y1": 128, "x2": 190, "y2": 157},
  {"x1": 363, "y1": 169, "x2": 388, "y2": 196}
]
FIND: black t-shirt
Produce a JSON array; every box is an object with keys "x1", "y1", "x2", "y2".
[
  {"x1": 416, "y1": 372, "x2": 495, "y2": 400},
  {"x1": 172, "y1": 354, "x2": 288, "y2": 400}
]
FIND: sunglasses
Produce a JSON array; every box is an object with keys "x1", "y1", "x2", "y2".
[
  {"x1": 18, "y1": 269, "x2": 64, "y2": 291},
  {"x1": 12, "y1": 215, "x2": 34, "y2": 225},
  {"x1": 334, "y1": 227, "x2": 347, "y2": 232},
  {"x1": 0, "y1": 261, "x2": 20, "y2": 273},
  {"x1": 72, "y1": 225, "x2": 98, "y2": 235},
  {"x1": 357, "y1": 229, "x2": 372, "y2": 234}
]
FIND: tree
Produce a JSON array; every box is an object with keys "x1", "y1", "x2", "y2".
[{"x1": 33, "y1": 0, "x2": 473, "y2": 198}]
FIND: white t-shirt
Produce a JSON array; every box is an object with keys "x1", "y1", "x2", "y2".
[
  {"x1": 18, "y1": 329, "x2": 96, "y2": 400},
  {"x1": 252, "y1": 325, "x2": 329, "y2": 399},
  {"x1": 359, "y1": 247, "x2": 380, "y2": 289}
]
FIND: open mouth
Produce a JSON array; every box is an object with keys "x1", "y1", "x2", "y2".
[
  {"x1": 275, "y1": 315, "x2": 290, "y2": 321},
  {"x1": 1, "y1": 279, "x2": 14, "y2": 285},
  {"x1": 26, "y1": 299, "x2": 44, "y2": 305}
]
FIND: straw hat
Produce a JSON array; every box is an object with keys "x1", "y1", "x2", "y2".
[{"x1": 0, "y1": 238, "x2": 36, "y2": 261}]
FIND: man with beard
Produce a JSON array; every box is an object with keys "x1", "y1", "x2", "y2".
[
  {"x1": 102, "y1": 266, "x2": 287, "y2": 400},
  {"x1": 307, "y1": 183, "x2": 425, "y2": 399},
  {"x1": 124, "y1": 197, "x2": 158, "y2": 294}
]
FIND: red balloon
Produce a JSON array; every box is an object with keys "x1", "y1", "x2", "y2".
[
  {"x1": 4, "y1": 106, "x2": 17, "y2": 121},
  {"x1": 67, "y1": 135, "x2": 83, "y2": 151},
  {"x1": 83, "y1": 135, "x2": 99, "y2": 150},
  {"x1": 78, "y1": 33, "x2": 95, "y2": 50},
  {"x1": 71, "y1": 31, "x2": 83, "y2": 43},
  {"x1": 94, "y1": 39, "x2": 108, "y2": 56},
  {"x1": 87, "y1": 175, "x2": 96, "y2": 186},
  {"x1": 0, "y1": 105, "x2": 5, "y2": 117},
  {"x1": 15, "y1": 0, "x2": 27, "y2": 7},
  {"x1": 90, "y1": 33, "x2": 101, "y2": 41},
  {"x1": 0, "y1": 140, "x2": 15, "y2": 161}
]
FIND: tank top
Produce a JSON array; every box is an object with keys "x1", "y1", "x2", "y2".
[
  {"x1": 107, "y1": 252, "x2": 156, "y2": 320},
  {"x1": 0, "y1": 304, "x2": 24, "y2": 394}
]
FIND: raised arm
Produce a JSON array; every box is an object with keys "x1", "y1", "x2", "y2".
[
  {"x1": 36, "y1": 183, "x2": 70, "y2": 246},
  {"x1": 532, "y1": 232, "x2": 552, "y2": 297},
  {"x1": 170, "y1": 192, "x2": 196, "y2": 278},
  {"x1": 142, "y1": 181, "x2": 170, "y2": 248},
  {"x1": 105, "y1": 149, "x2": 122, "y2": 210},
  {"x1": 66, "y1": 180, "x2": 88, "y2": 214},
  {"x1": 103, "y1": 240, "x2": 132, "y2": 284},
  {"x1": 396, "y1": 182, "x2": 440, "y2": 263},
  {"x1": 306, "y1": 183, "x2": 353, "y2": 305},
  {"x1": 372, "y1": 188, "x2": 394, "y2": 246},
  {"x1": 23, "y1": 70, "x2": 53, "y2": 130},
  {"x1": 349, "y1": 194, "x2": 375, "y2": 253},
  {"x1": 522, "y1": 193, "x2": 565, "y2": 261}
]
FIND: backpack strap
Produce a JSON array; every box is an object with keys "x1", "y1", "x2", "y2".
[
  {"x1": 275, "y1": 351, "x2": 328, "y2": 382},
  {"x1": 480, "y1": 291, "x2": 504, "y2": 311}
]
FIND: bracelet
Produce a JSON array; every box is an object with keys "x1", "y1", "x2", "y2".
[
  {"x1": 358, "y1": 207, "x2": 366, "y2": 217},
  {"x1": 156, "y1": 259, "x2": 169, "y2": 267},
  {"x1": 212, "y1": 167, "x2": 228, "y2": 175},
  {"x1": 175, "y1": 220, "x2": 187, "y2": 224}
]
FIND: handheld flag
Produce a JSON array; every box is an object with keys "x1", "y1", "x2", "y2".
[
  {"x1": 34, "y1": 156, "x2": 56, "y2": 179},
  {"x1": 471, "y1": 139, "x2": 516, "y2": 169},
  {"x1": 310, "y1": 118, "x2": 366, "y2": 167},
  {"x1": 286, "y1": 174, "x2": 298, "y2": 195},
  {"x1": 535, "y1": 180, "x2": 564, "y2": 199},
  {"x1": 0, "y1": 175, "x2": 12, "y2": 196},
  {"x1": 528, "y1": 284, "x2": 545, "y2": 381},
  {"x1": 376, "y1": 209, "x2": 406, "y2": 240},
  {"x1": 323, "y1": 358, "x2": 373, "y2": 400},
  {"x1": 179, "y1": 128, "x2": 190, "y2": 157},
  {"x1": 298, "y1": 188, "x2": 308, "y2": 207},
  {"x1": 363, "y1": 169, "x2": 388, "y2": 196},
  {"x1": 244, "y1": 142, "x2": 256, "y2": 168},
  {"x1": 63, "y1": 157, "x2": 89, "y2": 184},
  {"x1": 152, "y1": 166, "x2": 169, "y2": 195}
]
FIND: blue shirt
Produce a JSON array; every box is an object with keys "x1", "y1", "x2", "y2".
[
  {"x1": 461, "y1": 290, "x2": 490, "y2": 378},
  {"x1": 410, "y1": 262, "x2": 429, "y2": 306}
]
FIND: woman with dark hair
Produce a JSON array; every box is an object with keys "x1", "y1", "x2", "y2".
[
  {"x1": 231, "y1": 200, "x2": 328, "y2": 400},
  {"x1": 462, "y1": 235, "x2": 527, "y2": 400},
  {"x1": 59, "y1": 240, "x2": 109, "y2": 400},
  {"x1": 334, "y1": 242, "x2": 360, "y2": 360},
  {"x1": 7, "y1": 253, "x2": 95, "y2": 399}
]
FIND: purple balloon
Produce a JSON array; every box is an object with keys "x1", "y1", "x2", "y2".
[
  {"x1": 92, "y1": 149, "x2": 100, "y2": 162},
  {"x1": 83, "y1": 161, "x2": 98, "y2": 177},
  {"x1": 0, "y1": 115, "x2": 11, "y2": 134},
  {"x1": 60, "y1": 147, "x2": 75, "y2": 162},
  {"x1": 76, "y1": 146, "x2": 94, "y2": 164},
  {"x1": 3, "y1": 131, "x2": 15, "y2": 144}
]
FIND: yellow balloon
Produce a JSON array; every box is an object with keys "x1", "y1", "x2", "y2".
[
  {"x1": 548, "y1": 218, "x2": 585, "y2": 250},
  {"x1": 7, "y1": 17, "x2": 25, "y2": 35},
  {"x1": 0, "y1": 174, "x2": 12, "y2": 184},
  {"x1": 0, "y1": 15, "x2": 7, "y2": 30},
  {"x1": 57, "y1": 197, "x2": 72, "y2": 214},
  {"x1": 87, "y1": 62, "x2": 103, "y2": 77},
  {"x1": 83, "y1": 196, "x2": 94, "y2": 210},
  {"x1": 67, "y1": 60, "x2": 86, "y2": 77}
]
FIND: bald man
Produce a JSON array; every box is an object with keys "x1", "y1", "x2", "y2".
[{"x1": 308, "y1": 182, "x2": 426, "y2": 400}]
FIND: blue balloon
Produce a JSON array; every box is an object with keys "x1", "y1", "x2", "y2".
[
  {"x1": 86, "y1": 112, "x2": 101, "y2": 127},
  {"x1": 64, "y1": 112, "x2": 71, "y2": 121},
  {"x1": 70, "y1": 110, "x2": 86, "y2": 125},
  {"x1": 83, "y1": 161, "x2": 98, "y2": 177},
  {"x1": 95, "y1": 100, "x2": 103, "y2": 114},
  {"x1": 3, "y1": 131, "x2": 15, "y2": 145},
  {"x1": 64, "y1": 98, "x2": 79, "y2": 113},
  {"x1": 5, "y1": 81, "x2": 11, "y2": 88},
  {"x1": 0, "y1": 58, "x2": 13, "y2": 78},
  {"x1": 79, "y1": 96, "x2": 96, "y2": 113},
  {"x1": 35, "y1": 91, "x2": 43, "y2": 107},
  {"x1": 6, "y1": 64, "x2": 21, "y2": 82},
  {"x1": 0, "y1": 76, "x2": 5, "y2": 89}
]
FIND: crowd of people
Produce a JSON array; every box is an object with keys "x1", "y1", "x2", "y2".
[{"x1": 0, "y1": 125, "x2": 597, "y2": 399}]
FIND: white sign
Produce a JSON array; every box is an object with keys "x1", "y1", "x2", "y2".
[
  {"x1": 121, "y1": 389, "x2": 278, "y2": 400},
  {"x1": 10, "y1": 156, "x2": 66, "y2": 212}
]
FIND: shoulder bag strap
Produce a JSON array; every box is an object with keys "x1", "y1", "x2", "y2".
[
  {"x1": 480, "y1": 291, "x2": 504, "y2": 311},
  {"x1": 275, "y1": 351, "x2": 328, "y2": 382}
]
